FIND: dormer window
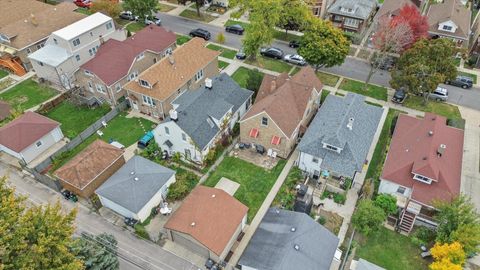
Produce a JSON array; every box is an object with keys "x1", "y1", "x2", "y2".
[
  {"x1": 413, "y1": 174, "x2": 433, "y2": 184},
  {"x1": 139, "y1": 79, "x2": 151, "y2": 88},
  {"x1": 442, "y1": 25, "x2": 453, "y2": 31},
  {"x1": 84, "y1": 70, "x2": 93, "y2": 77},
  {"x1": 325, "y1": 144, "x2": 338, "y2": 151},
  {"x1": 142, "y1": 95, "x2": 155, "y2": 107},
  {"x1": 136, "y1": 52, "x2": 144, "y2": 61}
]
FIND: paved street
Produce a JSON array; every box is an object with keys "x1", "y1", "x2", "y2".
[{"x1": 1, "y1": 162, "x2": 200, "y2": 270}]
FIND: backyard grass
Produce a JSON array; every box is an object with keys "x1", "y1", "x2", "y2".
[
  {"x1": 0, "y1": 79, "x2": 57, "y2": 111},
  {"x1": 245, "y1": 56, "x2": 292, "y2": 73},
  {"x1": 179, "y1": 9, "x2": 215, "y2": 22},
  {"x1": 176, "y1": 34, "x2": 191, "y2": 45},
  {"x1": 317, "y1": 71, "x2": 340, "y2": 87},
  {"x1": 224, "y1": 20, "x2": 301, "y2": 42},
  {"x1": 203, "y1": 157, "x2": 287, "y2": 222},
  {"x1": 126, "y1": 22, "x2": 145, "y2": 33},
  {"x1": 320, "y1": 90, "x2": 331, "y2": 104},
  {"x1": 0, "y1": 69, "x2": 8, "y2": 79},
  {"x1": 339, "y1": 79, "x2": 388, "y2": 101},
  {"x1": 231, "y1": 67, "x2": 265, "y2": 89},
  {"x1": 75, "y1": 7, "x2": 92, "y2": 15},
  {"x1": 206, "y1": 44, "x2": 237, "y2": 59},
  {"x1": 218, "y1": 60, "x2": 229, "y2": 70},
  {"x1": 458, "y1": 71, "x2": 477, "y2": 84},
  {"x1": 157, "y1": 3, "x2": 176, "y2": 12},
  {"x1": 42, "y1": 101, "x2": 111, "y2": 139},
  {"x1": 403, "y1": 95, "x2": 462, "y2": 120},
  {"x1": 355, "y1": 227, "x2": 429, "y2": 270}
]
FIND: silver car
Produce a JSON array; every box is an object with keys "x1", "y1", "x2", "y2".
[
  {"x1": 428, "y1": 86, "x2": 448, "y2": 101},
  {"x1": 283, "y1": 54, "x2": 306, "y2": 66}
]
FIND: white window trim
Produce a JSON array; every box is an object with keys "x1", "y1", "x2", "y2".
[
  {"x1": 84, "y1": 70, "x2": 94, "y2": 77},
  {"x1": 96, "y1": 84, "x2": 106, "y2": 93},
  {"x1": 344, "y1": 17, "x2": 359, "y2": 28},
  {"x1": 142, "y1": 95, "x2": 155, "y2": 107},
  {"x1": 396, "y1": 186, "x2": 406, "y2": 195},
  {"x1": 73, "y1": 38, "x2": 80, "y2": 47},
  {"x1": 35, "y1": 140, "x2": 43, "y2": 148},
  {"x1": 139, "y1": 79, "x2": 151, "y2": 88},
  {"x1": 136, "y1": 52, "x2": 145, "y2": 61},
  {"x1": 413, "y1": 173, "x2": 433, "y2": 184},
  {"x1": 194, "y1": 69, "x2": 204, "y2": 82},
  {"x1": 115, "y1": 83, "x2": 122, "y2": 92},
  {"x1": 261, "y1": 117, "x2": 268, "y2": 126}
]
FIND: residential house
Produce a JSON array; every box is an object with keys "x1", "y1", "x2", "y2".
[
  {"x1": 164, "y1": 186, "x2": 248, "y2": 262},
  {"x1": 76, "y1": 25, "x2": 176, "y2": 105},
  {"x1": 206, "y1": 0, "x2": 229, "y2": 7},
  {"x1": 374, "y1": 0, "x2": 421, "y2": 21},
  {"x1": 54, "y1": 140, "x2": 125, "y2": 198},
  {"x1": 310, "y1": 0, "x2": 336, "y2": 19},
  {"x1": 296, "y1": 93, "x2": 383, "y2": 181},
  {"x1": 426, "y1": 0, "x2": 471, "y2": 47},
  {"x1": 124, "y1": 38, "x2": 220, "y2": 120},
  {"x1": 28, "y1": 13, "x2": 126, "y2": 88},
  {"x1": 96, "y1": 156, "x2": 176, "y2": 222},
  {"x1": 0, "y1": 0, "x2": 86, "y2": 75},
  {"x1": 379, "y1": 113, "x2": 464, "y2": 234},
  {"x1": 239, "y1": 67, "x2": 322, "y2": 159},
  {"x1": 0, "y1": 112, "x2": 63, "y2": 163},
  {"x1": 468, "y1": 9, "x2": 480, "y2": 66},
  {"x1": 238, "y1": 208, "x2": 340, "y2": 270},
  {"x1": 327, "y1": 0, "x2": 378, "y2": 33},
  {"x1": 0, "y1": 101, "x2": 11, "y2": 121},
  {"x1": 153, "y1": 73, "x2": 253, "y2": 163}
]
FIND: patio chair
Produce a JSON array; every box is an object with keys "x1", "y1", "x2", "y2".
[
  {"x1": 271, "y1": 151, "x2": 277, "y2": 158},
  {"x1": 267, "y1": 149, "x2": 273, "y2": 157},
  {"x1": 96, "y1": 130, "x2": 104, "y2": 136}
]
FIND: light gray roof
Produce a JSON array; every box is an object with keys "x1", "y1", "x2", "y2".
[
  {"x1": 239, "y1": 208, "x2": 339, "y2": 270},
  {"x1": 356, "y1": 259, "x2": 386, "y2": 270},
  {"x1": 95, "y1": 156, "x2": 175, "y2": 213},
  {"x1": 328, "y1": 0, "x2": 378, "y2": 20},
  {"x1": 171, "y1": 73, "x2": 253, "y2": 150},
  {"x1": 28, "y1": 44, "x2": 71, "y2": 67},
  {"x1": 298, "y1": 93, "x2": 383, "y2": 178}
]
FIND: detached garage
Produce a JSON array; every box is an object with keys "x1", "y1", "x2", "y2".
[{"x1": 95, "y1": 155, "x2": 176, "y2": 222}]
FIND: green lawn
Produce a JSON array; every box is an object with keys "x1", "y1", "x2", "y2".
[
  {"x1": 157, "y1": 3, "x2": 176, "y2": 12},
  {"x1": 404, "y1": 95, "x2": 462, "y2": 120},
  {"x1": 218, "y1": 60, "x2": 229, "y2": 70},
  {"x1": 245, "y1": 56, "x2": 293, "y2": 73},
  {"x1": 0, "y1": 69, "x2": 8, "y2": 79},
  {"x1": 317, "y1": 72, "x2": 340, "y2": 87},
  {"x1": 42, "y1": 101, "x2": 111, "y2": 139},
  {"x1": 203, "y1": 157, "x2": 287, "y2": 222},
  {"x1": 0, "y1": 79, "x2": 57, "y2": 111},
  {"x1": 356, "y1": 228, "x2": 429, "y2": 270},
  {"x1": 458, "y1": 71, "x2": 477, "y2": 84},
  {"x1": 126, "y1": 22, "x2": 145, "y2": 33},
  {"x1": 75, "y1": 7, "x2": 92, "y2": 15},
  {"x1": 339, "y1": 79, "x2": 388, "y2": 101},
  {"x1": 179, "y1": 9, "x2": 215, "y2": 22},
  {"x1": 320, "y1": 90, "x2": 330, "y2": 104},
  {"x1": 176, "y1": 34, "x2": 191, "y2": 45},
  {"x1": 206, "y1": 44, "x2": 237, "y2": 59},
  {"x1": 231, "y1": 67, "x2": 265, "y2": 89},
  {"x1": 224, "y1": 20, "x2": 301, "y2": 42}
]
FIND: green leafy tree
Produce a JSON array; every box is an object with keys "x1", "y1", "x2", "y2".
[
  {"x1": 390, "y1": 38, "x2": 459, "y2": 104},
  {"x1": 91, "y1": 0, "x2": 122, "y2": 18},
  {"x1": 374, "y1": 193, "x2": 397, "y2": 216},
  {"x1": 0, "y1": 177, "x2": 82, "y2": 270},
  {"x1": 72, "y1": 233, "x2": 119, "y2": 270},
  {"x1": 123, "y1": 0, "x2": 157, "y2": 20},
  {"x1": 276, "y1": 0, "x2": 311, "y2": 37},
  {"x1": 177, "y1": 0, "x2": 203, "y2": 16},
  {"x1": 351, "y1": 199, "x2": 386, "y2": 236},
  {"x1": 298, "y1": 19, "x2": 350, "y2": 71}
]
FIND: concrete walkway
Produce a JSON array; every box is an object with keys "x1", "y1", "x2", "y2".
[{"x1": 219, "y1": 56, "x2": 281, "y2": 76}]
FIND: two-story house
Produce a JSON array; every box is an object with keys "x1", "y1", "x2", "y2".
[
  {"x1": 28, "y1": 12, "x2": 126, "y2": 89},
  {"x1": 327, "y1": 0, "x2": 378, "y2": 33},
  {"x1": 0, "y1": 0, "x2": 86, "y2": 75},
  {"x1": 153, "y1": 73, "x2": 253, "y2": 164},
  {"x1": 426, "y1": 0, "x2": 470, "y2": 47},
  {"x1": 374, "y1": 0, "x2": 422, "y2": 21},
  {"x1": 296, "y1": 93, "x2": 383, "y2": 182},
  {"x1": 75, "y1": 25, "x2": 176, "y2": 105},
  {"x1": 239, "y1": 67, "x2": 322, "y2": 159},
  {"x1": 379, "y1": 113, "x2": 464, "y2": 234},
  {"x1": 124, "y1": 38, "x2": 220, "y2": 120}
]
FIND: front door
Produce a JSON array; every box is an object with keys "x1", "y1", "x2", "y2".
[{"x1": 132, "y1": 100, "x2": 138, "y2": 110}]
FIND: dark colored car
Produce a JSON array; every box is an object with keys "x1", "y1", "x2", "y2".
[
  {"x1": 225, "y1": 24, "x2": 244, "y2": 35},
  {"x1": 236, "y1": 47, "x2": 246, "y2": 60},
  {"x1": 391, "y1": 88, "x2": 407, "y2": 104},
  {"x1": 124, "y1": 217, "x2": 138, "y2": 227},
  {"x1": 445, "y1": 75, "x2": 473, "y2": 89},
  {"x1": 74, "y1": 0, "x2": 92, "y2": 8},
  {"x1": 373, "y1": 56, "x2": 396, "y2": 71},
  {"x1": 289, "y1": 40, "x2": 301, "y2": 48},
  {"x1": 260, "y1": 47, "x2": 284, "y2": 59},
  {"x1": 189, "y1": 28, "x2": 211, "y2": 40}
]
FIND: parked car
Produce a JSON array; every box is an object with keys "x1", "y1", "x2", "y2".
[
  {"x1": 144, "y1": 15, "x2": 161, "y2": 26},
  {"x1": 445, "y1": 75, "x2": 473, "y2": 89},
  {"x1": 289, "y1": 40, "x2": 301, "y2": 48},
  {"x1": 138, "y1": 131, "x2": 154, "y2": 149},
  {"x1": 225, "y1": 24, "x2": 244, "y2": 35},
  {"x1": 391, "y1": 88, "x2": 407, "y2": 104},
  {"x1": 260, "y1": 47, "x2": 284, "y2": 59},
  {"x1": 372, "y1": 56, "x2": 396, "y2": 71},
  {"x1": 124, "y1": 217, "x2": 138, "y2": 227},
  {"x1": 73, "y1": 0, "x2": 92, "y2": 8},
  {"x1": 120, "y1": 11, "x2": 138, "y2": 21},
  {"x1": 236, "y1": 47, "x2": 246, "y2": 60},
  {"x1": 189, "y1": 28, "x2": 211, "y2": 40},
  {"x1": 283, "y1": 54, "x2": 306, "y2": 66},
  {"x1": 428, "y1": 86, "x2": 448, "y2": 101}
]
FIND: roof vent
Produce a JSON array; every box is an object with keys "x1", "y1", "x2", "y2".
[
  {"x1": 275, "y1": 209, "x2": 280, "y2": 214},
  {"x1": 347, "y1": 117, "x2": 354, "y2": 130},
  {"x1": 211, "y1": 194, "x2": 216, "y2": 198},
  {"x1": 130, "y1": 171, "x2": 135, "y2": 175},
  {"x1": 169, "y1": 109, "x2": 178, "y2": 121},
  {"x1": 294, "y1": 244, "x2": 300, "y2": 251},
  {"x1": 191, "y1": 222, "x2": 196, "y2": 227},
  {"x1": 422, "y1": 156, "x2": 427, "y2": 160},
  {"x1": 437, "y1": 144, "x2": 446, "y2": 157},
  {"x1": 428, "y1": 130, "x2": 433, "y2": 136},
  {"x1": 134, "y1": 177, "x2": 139, "y2": 181},
  {"x1": 290, "y1": 227, "x2": 296, "y2": 232},
  {"x1": 205, "y1": 78, "x2": 213, "y2": 89}
]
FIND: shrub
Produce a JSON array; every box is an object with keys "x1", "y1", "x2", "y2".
[
  {"x1": 447, "y1": 118, "x2": 465, "y2": 130},
  {"x1": 203, "y1": 148, "x2": 217, "y2": 167},
  {"x1": 317, "y1": 216, "x2": 327, "y2": 225},
  {"x1": 134, "y1": 224, "x2": 149, "y2": 240},
  {"x1": 374, "y1": 193, "x2": 397, "y2": 216},
  {"x1": 333, "y1": 193, "x2": 346, "y2": 204},
  {"x1": 411, "y1": 226, "x2": 437, "y2": 246},
  {"x1": 216, "y1": 32, "x2": 225, "y2": 44},
  {"x1": 167, "y1": 171, "x2": 199, "y2": 201},
  {"x1": 351, "y1": 199, "x2": 386, "y2": 236}
]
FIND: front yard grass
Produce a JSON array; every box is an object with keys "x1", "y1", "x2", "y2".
[
  {"x1": 231, "y1": 67, "x2": 265, "y2": 89},
  {"x1": 218, "y1": 60, "x2": 229, "y2": 70},
  {"x1": 339, "y1": 79, "x2": 388, "y2": 101},
  {"x1": 126, "y1": 22, "x2": 145, "y2": 33},
  {"x1": 0, "y1": 79, "x2": 57, "y2": 111},
  {"x1": 0, "y1": 69, "x2": 8, "y2": 79},
  {"x1": 42, "y1": 101, "x2": 111, "y2": 139},
  {"x1": 157, "y1": 3, "x2": 176, "y2": 12},
  {"x1": 206, "y1": 44, "x2": 237, "y2": 59},
  {"x1": 179, "y1": 9, "x2": 215, "y2": 22},
  {"x1": 458, "y1": 71, "x2": 477, "y2": 84},
  {"x1": 224, "y1": 20, "x2": 300, "y2": 42},
  {"x1": 245, "y1": 56, "x2": 292, "y2": 73},
  {"x1": 317, "y1": 71, "x2": 340, "y2": 87},
  {"x1": 203, "y1": 156, "x2": 287, "y2": 223},
  {"x1": 403, "y1": 95, "x2": 462, "y2": 120},
  {"x1": 355, "y1": 227, "x2": 429, "y2": 270},
  {"x1": 176, "y1": 34, "x2": 191, "y2": 45}
]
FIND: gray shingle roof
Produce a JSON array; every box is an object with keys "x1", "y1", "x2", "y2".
[
  {"x1": 95, "y1": 156, "x2": 175, "y2": 213},
  {"x1": 328, "y1": 0, "x2": 378, "y2": 20},
  {"x1": 298, "y1": 93, "x2": 383, "y2": 178},
  {"x1": 239, "y1": 208, "x2": 339, "y2": 270},
  {"x1": 171, "y1": 73, "x2": 253, "y2": 150},
  {"x1": 356, "y1": 259, "x2": 386, "y2": 270}
]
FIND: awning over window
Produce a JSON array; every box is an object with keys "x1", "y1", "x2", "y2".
[
  {"x1": 249, "y1": 128, "x2": 259, "y2": 138},
  {"x1": 271, "y1": 136, "x2": 281, "y2": 145}
]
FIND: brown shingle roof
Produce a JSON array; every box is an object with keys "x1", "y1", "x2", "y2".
[
  {"x1": 124, "y1": 38, "x2": 220, "y2": 101},
  {"x1": 242, "y1": 66, "x2": 323, "y2": 137},
  {"x1": 164, "y1": 186, "x2": 248, "y2": 256},
  {"x1": 0, "y1": 111, "x2": 59, "y2": 152},
  {"x1": 427, "y1": 0, "x2": 471, "y2": 40},
  {"x1": 0, "y1": 1, "x2": 86, "y2": 49},
  {"x1": 55, "y1": 140, "x2": 124, "y2": 190},
  {"x1": 375, "y1": 0, "x2": 419, "y2": 20},
  {"x1": 0, "y1": 101, "x2": 11, "y2": 121}
]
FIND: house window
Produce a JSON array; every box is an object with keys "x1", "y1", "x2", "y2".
[
  {"x1": 115, "y1": 83, "x2": 121, "y2": 92},
  {"x1": 84, "y1": 70, "x2": 93, "y2": 77},
  {"x1": 312, "y1": 157, "x2": 319, "y2": 163},
  {"x1": 166, "y1": 47, "x2": 172, "y2": 55},
  {"x1": 106, "y1": 22, "x2": 113, "y2": 30},
  {"x1": 38, "y1": 61, "x2": 44, "y2": 66},
  {"x1": 344, "y1": 18, "x2": 359, "y2": 28},
  {"x1": 26, "y1": 48, "x2": 31, "y2": 54},
  {"x1": 139, "y1": 79, "x2": 150, "y2": 88},
  {"x1": 73, "y1": 38, "x2": 80, "y2": 47},
  {"x1": 442, "y1": 25, "x2": 453, "y2": 31},
  {"x1": 142, "y1": 95, "x2": 155, "y2": 106},
  {"x1": 396, "y1": 186, "x2": 406, "y2": 195},
  {"x1": 325, "y1": 144, "x2": 338, "y2": 151},
  {"x1": 136, "y1": 52, "x2": 144, "y2": 61},
  {"x1": 182, "y1": 133, "x2": 187, "y2": 141},
  {"x1": 36, "y1": 43, "x2": 44, "y2": 50},
  {"x1": 87, "y1": 81, "x2": 94, "y2": 92},
  {"x1": 194, "y1": 69, "x2": 204, "y2": 81},
  {"x1": 53, "y1": 38, "x2": 58, "y2": 44},
  {"x1": 153, "y1": 57, "x2": 157, "y2": 63},
  {"x1": 261, "y1": 117, "x2": 268, "y2": 126},
  {"x1": 96, "y1": 84, "x2": 106, "y2": 93},
  {"x1": 75, "y1": 55, "x2": 81, "y2": 61},
  {"x1": 35, "y1": 141, "x2": 42, "y2": 148},
  {"x1": 88, "y1": 49, "x2": 93, "y2": 56},
  {"x1": 165, "y1": 126, "x2": 170, "y2": 135},
  {"x1": 313, "y1": 7, "x2": 319, "y2": 16},
  {"x1": 413, "y1": 174, "x2": 433, "y2": 184}
]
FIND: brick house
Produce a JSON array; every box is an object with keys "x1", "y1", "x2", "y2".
[
  {"x1": 124, "y1": 38, "x2": 220, "y2": 120},
  {"x1": 76, "y1": 25, "x2": 176, "y2": 105},
  {"x1": 327, "y1": 0, "x2": 378, "y2": 33},
  {"x1": 54, "y1": 139, "x2": 125, "y2": 198},
  {"x1": 310, "y1": 0, "x2": 336, "y2": 19},
  {"x1": 239, "y1": 67, "x2": 323, "y2": 159}
]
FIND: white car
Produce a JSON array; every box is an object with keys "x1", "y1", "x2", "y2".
[{"x1": 283, "y1": 54, "x2": 306, "y2": 66}]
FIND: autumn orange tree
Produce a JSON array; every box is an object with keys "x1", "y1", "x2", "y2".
[{"x1": 429, "y1": 242, "x2": 465, "y2": 270}]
